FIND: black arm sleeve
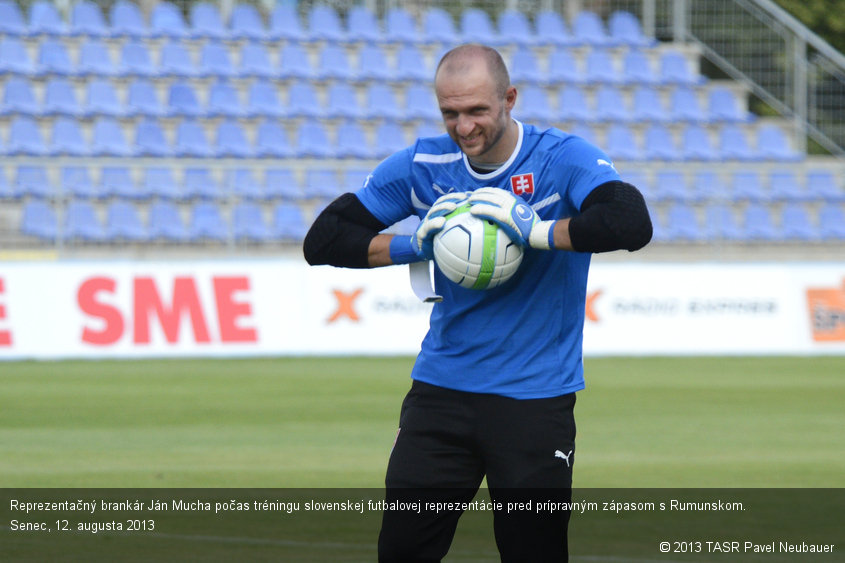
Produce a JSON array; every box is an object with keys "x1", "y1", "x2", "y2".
[
  {"x1": 302, "y1": 193, "x2": 388, "y2": 268},
  {"x1": 568, "y1": 181, "x2": 653, "y2": 253}
]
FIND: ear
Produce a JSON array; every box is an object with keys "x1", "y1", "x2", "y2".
[{"x1": 504, "y1": 86, "x2": 517, "y2": 112}]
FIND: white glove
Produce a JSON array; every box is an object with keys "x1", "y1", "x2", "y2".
[
  {"x1": 390, "y1": 192, "x2": 470, "y2": 263},
  {"x1": 468, "y1": 187, "x2": 556, "y2": 249}
]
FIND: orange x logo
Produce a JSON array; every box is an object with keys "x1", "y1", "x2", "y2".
[
  {"x1": 585, "y1": 290, "x2": 602, "y2": 323},
  {"x1": 328, "y1": 288, "x2": 363, "y2": 323}
]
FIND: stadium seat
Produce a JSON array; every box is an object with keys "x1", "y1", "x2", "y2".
[
  {"x1": 631, "y1": 87, "x2": 667, "y2": 122},
  {"x1": 308, "y1": 5, "x2": 344, "y2": 43},
  {"x1": 199, "y1": 41, "x2": 236, "y2": 79},
  {"x1": 8, "y1": 116, "x2": 48, "y2": 155},
  {"x1": 174, "y1": 120, "x2": 213, "y2": 158},
  {"x1": 818, "y1": 204, "x2": 845, "y2": 239},
  {"x1": 0, "y1": 37, "x2": 38, "y2": 75},
  {"x1": 150, "y1": 1, "x2": 188, "y2": 38},
  {"x1": 769, "y1": 170, "x2": 807, "y2": 201},
  {"x1": 584, "y1": 49, "x2": 621, "y2": 84},
  {"x1": 254, "y1": 120, "x2": 294, "y2": 158},
  {"x1": 668, "y1": 87, "x2": 706, "y2": 122},
  {"x1": 65, "y1": 200, "x2": 106, "y2": 242},
  {"x1": 509, "y1": 47, "x2": 545, "y2": 85},
  {"x1": 263, "y1": 168, "x2": 302, "y2": 200},
  {"x1": 405, "y1": 84, "x2": 440, "y2": 121},
  {"x1": 659, "y1": 51, "x2": 701, "y2": 85},
  {"x1": 149, "y1": 201, "x2": 189, "y2": 241},
  {"x1": 756, "y1": 124, "x2": 803, "y2": 161},
  {"x1": 535, "y1": 10, "x2": 575, "y2": 46},
  {"x1": 50, "y1": 117, "x2": 90, "y2": 156},
  {"x1": 110, "y1": 0, "x2": 149, "y2": 37},
  {"x1": 2, "y1": 77, "x2": 40, "y2": 115},
  {"x1": 460, "y1": 8, "x2": 497, "y2": 44},
  {"x1": 742, "y1": 204, "x2": 778, "y2": 240},
  {"x1": 167, "y1": 81, "x2": 203, "y2": 117},
  {"x1": 807, "y1": 170, "x2": 844, "y2": 202},
  {"x1": 232, "y1": 202, "x2": 271, "y2": 242},
  {"x1": 704, "y1": 204, "x2": 743, "y2": 240},
  {"x1": 84, "y1": 79, "x2": 125, "y2": 117},
  {"x1": 61, "y1": 166, "x2": 98, "y2": 199},
  {"x1": 730, "y1": 171, "x2": 767, "y2": 202},
  {"x1": 134, "y1": 118, "x2": 171, "y2": 157},
  {"x1": 190, "y1": 2, "x2": 225, "y2": 39},
  {"x1": 572, "y1": 11, "x2": 613, "y2": 46},
  {"x1": 71, "y1": 1, "x2": 109, "y2": 37},
  {"x1": 238, "y1": 42, "x2": 275, "y2": 79},
  {"x1": 643, "y1": 124, "x2": 680, "y2": 160},
  {"x1": 271, "y1": 203, "x2": 309, "y2": 241},
  {"x1": 497, "y1": 10, "x2": 535, "y2": 46},
  {"x1": 100, "y1": 166, "x2": 137, "y2": 199},
  {"x1": 189, "y1": 202, "x2": 228, "y2": 242},
  {"x1": 556, "y1": 86, "x2": 594, "y2": 122},
  {"x1": 779, "y1": 203, "x2": 819, "y2": 241},
  {"x1": 604, "y1": 124, "x2": 643, "y2": 160},
  {"x1": 422, "y1": 7, "x2": 457, "y2": 43},
  {"x1": 230, "y1": 3, "x2": 266, "y2": 40},
  {"x1": 718, "y1": 125, "x2": 757, "y2": 160},
  {"x1": 77, "y1": 40, "x2": 118, "y2": 80},
  {"x1": 708, "y1": 87, "x2": 749, "y2": 122},
  {"x1": 29, "y1": 0, "x2": 67, "y2": 35},
  {"x1": 513, "y1": 86, "x2": 552, "y2": 123},
  {"x1": 303, "y1": 168, "x2": 341, "y2": 200},
  {"x1": 38, "y1": 39, "x2": 75, "y2": 75},
  {"x1": 143, "y1": 167, "x2": 181, "y2": 199},
  {"x1": 43, "y1": 78, "x2": 82, "y2": 116},
  {"x1": 622, "y1": 50, "x2": 658, "y2": 84},
  {"x1": 691, "y1": 170, "x2": 728, "y2": 202},
  {"x1": 315, "y1": 44, "x2": 354, "y2": 81},
  {"x1": 362, "y1": 83, "x2": 401, "y2": 121},
  {"x1": 277, "y1": 43, "x2": 314, "y2": 80},
  {"x1": 105, "y1": 201, "x2": 148, "y2": 242},
  {"x1": 594, "y1": 86, "x2": 632, "y2": 122},
  {"x1": 342, "y1": 168, "x2": 371, "y2": 192},
  {"x1": 286, "y1": 82, "x2": 324, "y2": 119},
  {"x1": 680, "y1": 124, "x2": 718, "y2": 160},
  {"x1": 393, "y1": 45, "x2": 430, "y2": 82},
  {"x1": 653, "y1": 170, "x2": 688, "y2": 202},
  {"x1": 16, "y1": 165, "x2": 54, "y2": 199},
  {"x1": 664, "y1": 203, "x2": 704, "y2": 241},
  {"x1": 335, "y1": 121, "x2": 374, "y2": 159},
  {"x1": 268, "y1": 3, "x2": 305, "y2": 42},
  {"x1": 385, "y1": 7, "x2": 420, "y2": 44},
  {"x1": 183, "y1": 167, "x2": 222, "y2": 199},
  {"x1": 374, "y1": 121, "x2": 407, "y2": 157},
  {"x1": 357, "y1": 44, "x2": 392, "y2": 82},
  {"x1": 568, "y1": 123, "x2": 597, "y2": 145},
  {"x1": 160, "y1": 41, "x2": 198, "y2": 77},
  {"x1": 246, "y1": 81, "x2": 286, "y2": 118},
  {"x1": 214, "y1": 120, "x2": 253, "y2": 158},
  {"x1": 20, "y1": 200, "x2": 58, "y2": 241},
  {"x1": 207, "y1": 81, "x2": 245, "y2": 118},
  {"x1": 609, "y1": 10, "x2": 654, "y2": 46},
  {"x1": 91, "y1": 117, "x2": 133, "y2": 156},
  {"x1": 0, "y1": 0, "x2": 28, "y2": 36},
  {"x1": 224, "y1": 168, "x2": 263, "y2": 200},
  {"x1": 347, "y1": 5, "x2": 382, "y2": 43},
  {"x1": 294, "y1": 122, "x2": 334, "y2": 158},
  {"x1": 414, "y1": 121, "x2": 442, "y2": 139},
  {"x1": 118, "y1": 40, "x2": 157, "y2": 77},
  {"x1": 126, "y1": 80, "x2": 164, "y2": 117},
  {"x1": 325, "y1": 82, "x2": 363, "y2": 120}
]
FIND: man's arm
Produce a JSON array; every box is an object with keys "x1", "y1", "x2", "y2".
[
  {"x1": 566, "y1": 180, "x2": 653, "y2": 253},
  {"x1": 303, "y1": 193, "x2": 389, "y2": 268}
]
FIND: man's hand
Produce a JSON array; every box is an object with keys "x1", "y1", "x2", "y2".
[
  {"x1": 468, "y1": 187, "x2": 556, "y2": 250},
  {"x1": 389, "y1": 192, "x2": 470, "y2": 264}
]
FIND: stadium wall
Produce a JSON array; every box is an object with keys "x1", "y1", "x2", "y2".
[{"x1": 0, "y1": 259, "x2": 843, "y2": 358}]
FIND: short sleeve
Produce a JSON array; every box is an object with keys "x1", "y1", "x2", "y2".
[
  {"x1": 355, "y1": 148, "x2": 417, "y2": 227},
  {"x1": 559, "y1": 136, "x2": 622, "y2": 211}
]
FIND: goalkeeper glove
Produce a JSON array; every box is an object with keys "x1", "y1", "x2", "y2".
[
  {"x1": 389, "y1": 192, "x2": 470, "y2": 263},
  {"x1": 468, "y1": 187, "x2": 556, "y2": 250}
]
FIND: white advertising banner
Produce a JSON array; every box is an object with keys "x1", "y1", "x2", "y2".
[{"x1": 0, "y1": 259, "x2": 843, "y2": 359}]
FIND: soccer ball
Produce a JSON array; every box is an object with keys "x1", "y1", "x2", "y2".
[{"x1": 432, "y1": 203, "x2": 524, "y2": 290}]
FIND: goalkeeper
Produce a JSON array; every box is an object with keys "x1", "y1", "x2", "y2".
[{"x1": 304, "y1": 44, "x2": 652, "y2": 562}]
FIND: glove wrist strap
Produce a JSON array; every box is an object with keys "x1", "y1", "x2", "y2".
[
  {"x1": 389, "y1": 235, "x2": 423, "y2": 264},
  {"x1": 528, "y1": 220, "x2": 557, "y2": 250}
]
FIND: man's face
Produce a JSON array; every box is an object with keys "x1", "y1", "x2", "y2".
[{"x1": 435, "y1": 65, "x2": 516, "y2": 164}]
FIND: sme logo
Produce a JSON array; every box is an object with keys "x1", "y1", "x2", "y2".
[{"x1": 806, "y1": 279, "x2": 845, "y2": 342}]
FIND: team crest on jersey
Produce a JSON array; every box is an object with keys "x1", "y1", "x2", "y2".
[{"x1": 510, "y1": 173, "x2": 535, "y2": 198}]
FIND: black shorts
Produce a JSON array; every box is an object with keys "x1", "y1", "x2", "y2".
[{"x1": 378, "y1": 380, "x2": 577, "y2": 562}]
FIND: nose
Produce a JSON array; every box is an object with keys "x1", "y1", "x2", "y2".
[{"x1": 455, "y1": 114, "x2": 474, "y2": 136}]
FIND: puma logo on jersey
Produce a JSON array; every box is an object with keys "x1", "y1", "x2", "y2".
[{"x1": 554, "y1": 449, "x2": 573, "y2": 467}]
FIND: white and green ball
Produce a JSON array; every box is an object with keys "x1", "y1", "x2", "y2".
[{"x1": 432, "y1": 203, "x2": 524, "y2": 290}]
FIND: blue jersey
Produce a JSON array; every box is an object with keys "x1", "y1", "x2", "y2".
[{"x1": 356, "y1": 121, "x2": 620, "y2": 399}]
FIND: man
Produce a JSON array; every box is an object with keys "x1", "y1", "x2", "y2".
[{"x1": 303, "y1": 44, "x2": 652, "y2": 562}]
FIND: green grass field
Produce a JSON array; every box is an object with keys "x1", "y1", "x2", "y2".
[{"x1": 2, "y1": 356, "x2": 844, "y2": 561}]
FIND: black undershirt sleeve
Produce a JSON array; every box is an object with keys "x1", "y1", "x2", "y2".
[
  {"x1": 302, "y1": 193, "x2": 388, "y2": 268},
  {"x1": 567, "y1": 181, "x2": 653, "y2": 253}
]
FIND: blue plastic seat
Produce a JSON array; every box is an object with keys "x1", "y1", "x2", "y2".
[
  {"x1": 374, "y1": 121, "x2": 407, "y2": 157},
  {"x1": 357, "y1": 44, "x2": 392, "y2": 82},
  {"x1": 342, "y1": 168, "x2": 371, "y2": 192},
  {"x1": 304, "y1": 168, "x2": 341, "y2": 199},
  {"x1": 21, "y1": 200, "x2": 58, "y2": 240},
  {"x1": 43, "y1": 78, "x2": 81, "y2": 116},
  {"x1": 71, "y1": 1, "x2": 109, "y2": 37},
  {"x1": 65, "y1": 200, "x2": 106, "y2": 242},
  {"x1": 277, "y1": 43, "x2": 314, "y2": 80},
  {"x1": 608, "y1": 10, "x2": 654, "y2": 46},
  {"x1": 643, "y1": 124, "x2": 680, "y2": 160},
  {"x1": 556, "y1": 86, "x2": 594, "y2": 122},
  {"x1": 189, "y1": 202, "x2": 228, "y2": 242},
  {"x1": 704, "y1": 204, "x2": 743, "y2": 240},
  {"x1": 315, "y1": 43, "x2": 353, "y2": 81},
  {"x1": 669, "y1": 87, "x2": 706, "y2": 122},
  {"x1": 691, "y1": 171, "x2": 728, "y2": 202},
  {"x1": 742, "y1": 204, "x2": 778, "y2": 240},
  {"x1": 127, "y1": 80, "x2": 165, "y2": 117},
  {"x1": 422, "y1": 8, "x2": 457, "y2": 43},
  {"x1": 167, "y1": 81, "x2": 203, "y2": 117},
  {"x1": 16, "y1": 165, "x2": 54, "y2": 198},
  {"x1": 335, "y1": 121, "x2": 374, "y2": 159},
  {"x1": 38, "y1": 39, "x2": 75, "y2": 75},
  {"x1": 174, "y1": 120, "x2": 213, "y2": 157},
  {"x1": 84, "y1": 79, "x2": 125, "y2": 117},
  {"x1": 286, "y1": 82, "x2": 324, "y2": 118},
  {"x1": 0, "y1": 38, "x2": 38, "y2": 74},
  {"x1": 199, "y1": 41, "x2": 236, "y2": 78},
  {"x1": 572, "y1": 11, "x2": 613, "y2": 46},
  {"x1": 268, "y1": 3, "x2": 304, "y2": 42},
  {"x1": 756, "y1": 124, "x2": 802, "y2": 161},
  {"x1": 535, "y1": 11, "x2": 575, "y2": 46},
  {"x1": 547, "y1": 48, "x2": 584, "y2": 85},
  {"x1": 460, "y1": 8, "x2": 497, "y2": 44},
  {"x1": 294, "y1": 121, "x2": 333, "y2": 158},
  {"x1": 769, "y1": 170, "x2": 807, "y2": 201},
  {"x1": 659, "y1": 51, "x2": 700, "y2": 85},
  {"x1": 347, "y1": 5, "x2": 382, "y2": 43},
  {"x1": 779, "y1": 203, "x2": 818, "y2": 241},
  {"x1": 513, "y1": 86, "x2": 552, "y2": 123},
  {"x1": 61, "y1": 166, "x2": 98, "y2": 198},
  {"x1": 393, "y1": 45, "x2": 430, "y2": 82},
  {"x1": 254, "y1": 120, "x2": 293, "y2": 158},
  {"x1": 8, "y1": 116, "x2": 48, "y2": 155},
  {"x1": 246, "y1": 80, "x2": 286, "y2": 118},
  {"x1": 308, "y1": 5, "x2": 344, "y2": 43},
  {"x1": 604, "y1": 124, "x2": 643, "y2": 160},
  {"x1": 183, "y1": 167, "x2": 222, "y2": 199},
  {"x1": 622, "y1": 50, "x2": 657, "y2": 84},
  {"x1": 680, "y1": 124, "x2": 717, "y2": 160},
  {"x1": 230, "y1": 3, "x2": 266, "y2": 40},
  {"x1": 385, "y1": 8, "x2": 419, "y2": 44},
  {"x1": 509, "y1": 47, "x2": 545, "y2": 85},
  {"x1": 271, "y1": 203, "x2": 309, "y2": 241},
  {"x1": 100, "y1": 166, "x2": 137, "y2": 199},
  {"x1": 325, "y1": 82, "x2": 363, "y2": 120},
  {"x1": 730, "y1": 171, "x2": 767, "y2": 202},
  {"x1": 92, "y1": 118, "x2": 133, "y2": 156},
  {"x1": 150, "y1": 1, "x2": 188, "y2": 38},
  {"x1": 78, "y1": 40, "x2": 117, "y2": 77},
  {"x1": 405, "y1": 84, "x2": 439, "y2": 121},
  {"x1": 214, "y1": 120, "x2": 253, "y2": 158},
  {"x1": 584, "y1": 49, "x2": 620, "y2": 84},
  {"x1": 818, "y1": 204, "x2": 845, "y2": 239},
  {"x1": 143, "y1": 167, "x2": 181, "y2": 199},
  {"x1": 653, "y1": 170, "x2": 688, "y2": 202},
  {"x1": 207, "y1": 81, "x2": 245, "y2": 118},
  {"x1": 29, "y1": 0, "x2": 67, "y2": 35},
  {"x1": 664, "y1": 203, "x2": 704, "y2": 241},
  {"x1": 110, "y1": 0, "x2": 148, "y2": 37},
  {"x1": 238, "y1": 42, "x2": 274, "y2": 79},
  {"x1": 160, "y1": 41, "x2": 198, "y2": 77},
  {"x1": 2, "y1": 77, "x2": 40, "y2": 115},
  {"x1": 718, "y1": 125, "x2": 756, "y2": 160},
  {"x1": 190, "y1": 2, "x2": 225, "y2": 39},
  {"x1": 105, "y1": 201, "x2": 148, "y2": 241},
  {"x1": 707, "y1": 87, "x2": 751, "y2": 122},
  {"x1": 497, "y1": 10, "x2": 535, "y2": 46},
  {"x1": 149, "y1": 201, "x2": 189, "y2": 241},
  {"x1": 118, "y1": 40, "x2": 157, "y2": 77},
  {"x1": 233, "y1": 202, "x2": 271, "y2": 242},
  {"x1": 0, "y1": 0, "x2": 28, "y2": 36},
  {"x1": 630, "y1": 87, "x2": 666, "y2": 122},
  {"x1": 50, "y1": 117, "x2": 90, "y2": 156},
  {"x1": 224, "y1": 168, "x2": 263, "y2": 200},
  {"x1": 594, "y1": 86, "x2": 631, "y2": 122},
  {"x1": 414, "y1": 121, "x2": 444, "y2": 139},
  {"x1": 263, "y1": 168, "x2": 302, "y2": 200},
  {"x1": 807, "y1": 170, "x2": 844, "y2": 202}
]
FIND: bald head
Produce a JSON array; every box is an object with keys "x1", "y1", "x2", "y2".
[{"x1": 435, "y1": 44, "x2": 511, "y2": 97}]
